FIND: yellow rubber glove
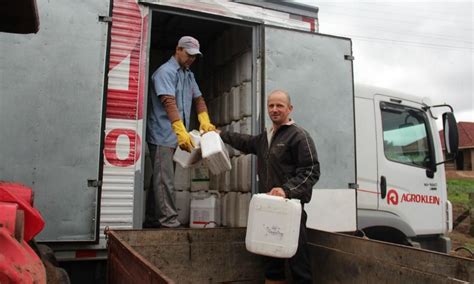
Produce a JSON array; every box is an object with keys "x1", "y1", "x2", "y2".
[
  {"x1": 198, "y1": 112, "x2": 216, "y2": 133},
  {"x1": 171, "y1": 120, "x2": 195, "y2": 152}
]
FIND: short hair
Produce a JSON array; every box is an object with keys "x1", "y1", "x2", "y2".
[{"x1": 268, "y1": 89, "x2": 291, "y2": 105}]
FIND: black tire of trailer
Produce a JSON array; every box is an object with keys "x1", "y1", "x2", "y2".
[{"x1": 29, "y1": 240, "x2": 71, "y2": 284}]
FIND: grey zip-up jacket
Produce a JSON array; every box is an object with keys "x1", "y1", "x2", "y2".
[{"x1": 220, "y1": 123, "x2": 320, "y2": 203}]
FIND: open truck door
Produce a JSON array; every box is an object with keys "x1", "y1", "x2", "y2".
[
  {"x1": 263, "y1": 26, "x2": 357, "y2": 232},
  {"x1": 0, "y1": 0, "x2": 111, "y2": 242}
]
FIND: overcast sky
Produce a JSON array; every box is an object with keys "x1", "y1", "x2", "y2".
[{"x1": 298, "y1": 0, "x2": 473, "y2": 126}]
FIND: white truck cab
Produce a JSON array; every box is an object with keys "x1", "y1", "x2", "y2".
[{"x1": 355, "y1": 84, "x2": 458, "y2": 252}]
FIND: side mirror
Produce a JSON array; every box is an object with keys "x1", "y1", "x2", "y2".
[
  {"x1": 425, "y1": 104, "x2": 459, "y2": 167},
  {"x1": 442, "y1": 112, "x2": 459, "y2": 157}
]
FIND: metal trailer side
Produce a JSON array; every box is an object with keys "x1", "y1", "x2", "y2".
[{"x1": 106, "y1": 228, "x2": 474, "y2": 283}]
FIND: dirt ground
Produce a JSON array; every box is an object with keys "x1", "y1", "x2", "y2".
[
  {"x1": 449, "y1": 203, "x2": 474, "y2": 258},
  {"x1": 447, "y1": 171, "x2": 474, "y2": 258},
  {"x1": 446, "y1": 170, "x2": 474, "y2": 180}
]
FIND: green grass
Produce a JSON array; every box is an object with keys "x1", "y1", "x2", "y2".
[
  {"x1": 466, "y1": 242, "x2": 474, "y2": 251},
  {"x1": 447, "y1": 179, "x2": 474, "y2": 208}
]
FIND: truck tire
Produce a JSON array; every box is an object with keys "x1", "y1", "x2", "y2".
[
  {"x1": 44, "y1": 259, "x2": 71, "y2": 284},
  {"x1": 36, "y1": 244, "x2": 59, "y2": 266},
  {"x1": 28, "y1": 241, "x2": 71, "y2": 283}
]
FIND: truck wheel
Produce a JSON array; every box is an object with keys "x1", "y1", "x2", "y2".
[
  {"x1": 44, "y1": 259, "x2": 71, "y2": 284},
  {"x1": 362, "y1": 227, "x2": 410, "y2": 246},
  {"x1": 28, "y1": 241, "x2": 70, "y2": 283},
  {"x1": 36, "y1": 244, "x2": 59, "y2": 266}
]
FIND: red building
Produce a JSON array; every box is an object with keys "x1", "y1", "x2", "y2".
[{"x1": 440, "y1": 121, "x2": 474, "y2": 171}]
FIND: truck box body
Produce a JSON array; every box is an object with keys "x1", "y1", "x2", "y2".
[{"x1": 107, "y1": 228, "x2": 474, "y2": 283}]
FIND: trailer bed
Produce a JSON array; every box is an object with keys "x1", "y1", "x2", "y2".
[{"x1": 107, "y1": 228, "x2": 473, "y2": 283}]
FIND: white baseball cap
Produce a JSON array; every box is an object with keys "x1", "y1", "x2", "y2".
[{"x1": 178, "y1": 36, "x2": 202, "y2": 56}]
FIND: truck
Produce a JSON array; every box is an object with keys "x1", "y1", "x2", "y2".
[
  {"x1": 0, "y1": 0, "x2": 465, "y2": 279},
  {"x1": 354, "y1": 84, "x2": 458, "y2": 252}
]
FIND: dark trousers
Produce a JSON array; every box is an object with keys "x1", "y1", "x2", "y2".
[{"x1": 264, "y1": 210, "x2": 313, "y2": 283}]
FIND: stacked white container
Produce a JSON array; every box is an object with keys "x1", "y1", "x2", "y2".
[
  {"x1": 209, "y1": 172, "x2": 221, "y2": 191},
  {"x1": 224, "y1": 125, "x2": 234, "y2": 157},
  {"x1": 223, "y1": 92, "x2": 230, "y2": 125},
  {"x1": 239, "y1": 51, "x2": 252, "y2": 83},
  {"x1": 229, "y1": 121, "x2": 240, "y2": 156},
  {"x1": 221, "y1": 192, "x2": 227, "y2": 227},
  {"x1": 229, "y1": 86, "x2": 240, "y2": 121},
  {"x1": 236, "y1": 192, "x2": 251, "y2": 227},
  {"x1": 190, "y1": 161, "x2": 210, "y2": 192},
  {"x1": 240, "y1": 82, "x2": 252, "y2": 118},
  {"x1": 226, "y1": 191, "x2": 238, "y2": 227},
  {"x1": 230, "y1": 157, "x2": 239, "y2": 191},
  {"x1": 190, "y1": 191, "x2": 220, "y2": 228},
  {"x1": 224, "y1": 170, "x2": 231, "y2": 192},
  {"x1": 240, "y1": 117, "x2": 251, "y2": 135},
  {"x1": 238, "y1": 155, "x2": 252, "y2": 192},
  {"x1": 174, "y1": 164, "x2": 191, "y2": 191},
  {"x1": 175, "y1": 190, "x2": 191, "y2": 225},
  {"x1": 206, "y1": 28, "x2": 254, "y2": 228}
]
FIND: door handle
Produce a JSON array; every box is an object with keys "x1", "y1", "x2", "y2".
[{"x1": 380, "y1": 176, "x2": 387, "y2": 199}]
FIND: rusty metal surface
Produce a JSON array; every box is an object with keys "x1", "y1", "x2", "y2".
[
  {"x1": 107, "y1": 230, "x2": 171, "y2": 284},
  {"x1": 107, "y1": 228, "x2": 474, "y2": 283},
  {"x1": 107, "y1": 228, "x2": 265, "y2": 283},
  {"x1": 308, "y1": 229, "x2": 474, "y2": 283}
]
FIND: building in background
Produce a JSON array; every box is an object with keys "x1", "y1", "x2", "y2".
[{"x1": 440, "y1": 122, "x2": 474, "y2": 171}]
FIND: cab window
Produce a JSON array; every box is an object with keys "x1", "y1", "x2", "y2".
[{"x1": 380, "y1": 102, "x2": 432, "y2": 169}]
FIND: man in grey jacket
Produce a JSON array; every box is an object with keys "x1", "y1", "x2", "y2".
[{"x1": 220, "y1": 89, "x2": 320, "y2": 284}]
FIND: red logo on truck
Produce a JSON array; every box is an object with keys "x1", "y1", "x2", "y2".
[
  {"x1": 387, "y1": 189, "x2": 399, "y2": 205},
  {"x1": 386, "y1": 189, "x2": 440, "y2": 205}
]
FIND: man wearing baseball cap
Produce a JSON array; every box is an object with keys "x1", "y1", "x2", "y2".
[{"x1": 145, "y1": 36, "x2": 216, "y2": 228}]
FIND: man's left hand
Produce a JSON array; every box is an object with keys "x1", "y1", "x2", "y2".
[
  {"x1": 198, "y1": 112, "x2": 216, "y2": 133},
  {"x1": 268, "y1": 187, "x2": 286, "y2": 198}
]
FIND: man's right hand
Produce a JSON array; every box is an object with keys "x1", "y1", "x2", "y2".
[{"x1": 171, "y1": 120, "x2": 195, "y2": 152}]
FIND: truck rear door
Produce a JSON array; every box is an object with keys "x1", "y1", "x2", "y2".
[
  {"x1": 0, "y1": 0, "x2": 110, "y2": 241},
  {"x1": 263, "y1": 26, "x2": 356, "y2": 232},
  {"x1": 374, "y1": 96, "x2": 443, "y2": 235}
]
